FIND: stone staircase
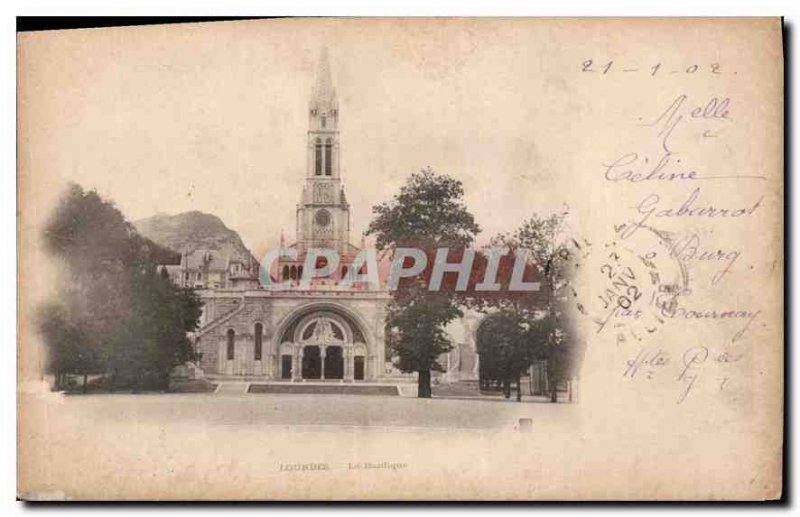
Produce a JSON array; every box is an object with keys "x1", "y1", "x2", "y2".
[
  {"x1": 213, "y1": 382, "x2": 250, "y2": 395},
  {"x1": 248, "y1": 383, "x2": 399, "y2": 396}
]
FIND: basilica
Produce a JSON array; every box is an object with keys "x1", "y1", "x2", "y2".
[{"x1": 189, "y1": 50, "x2": 481, "y2": 383}]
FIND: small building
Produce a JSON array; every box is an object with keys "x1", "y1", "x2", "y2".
[{"x1": 164, "y1": 249, "x2": 260, "y2": 290}]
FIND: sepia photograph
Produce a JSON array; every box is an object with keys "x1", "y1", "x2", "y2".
[{"x1": 16, "y1": 16, "x2": 784, "y2": 501}]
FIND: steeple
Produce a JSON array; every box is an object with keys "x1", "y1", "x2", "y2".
[
  {"x1": 280, "y1": 47, "x2": 356, "y2": 283},
  {"x1": 310, "y1": 47, "x2": 337, "y2": 112},
  {"x1": 294, "y1": 47, "x2": 350, "y2": 254}
]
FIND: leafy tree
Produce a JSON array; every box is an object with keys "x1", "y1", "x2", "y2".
[
  {"x1": 476, "y1": 313, "x2": 531, "y2": 400},
  {"x1": 367, "y1": 168, "x2": 480, "y2": 397},
  {"x1": 36, "y1": 302, "x2": 98, "y2": 391},
  {"x1": 38, "y1": 183, "x2": 202, "y2": 391},
  {"x1": 486, "y1": 211, "x2": 585, "y2": 402},
  {"x1": 368, "y1": 168, "x2": 480, "y2": 251},
  {"x1": 385, "y1": 286, "x2": 464, "y2": 397}
]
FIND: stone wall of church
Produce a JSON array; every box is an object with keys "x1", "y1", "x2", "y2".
[
  {"x1": 199, "y1": 296, "x2": 243, "y2": 328},
  {"x1": 194, "y1": 291, "x2": 393, "y2": 381},
  {"x1": 195, "y1": 296, "x2": 273, "y2": 377},
  {"x1": 193, "y1": 291, "x2": 486, "y2": 384}
]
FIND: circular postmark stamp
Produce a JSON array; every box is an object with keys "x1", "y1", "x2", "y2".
[{"x1": 589, "y1": 224, "x2": 690, "y2": 344}]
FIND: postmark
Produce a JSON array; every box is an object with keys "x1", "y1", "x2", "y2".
[{"x1": 590, "y1": 223, "x2": 691, "y2": 343}]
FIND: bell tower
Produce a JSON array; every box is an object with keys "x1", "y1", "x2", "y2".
[
  {"x1": 295, "y1": 48, "x2": 351, "y2": 254},
  {"x1": 307, "y1": 47, "x2": 339, "y2": 179}
]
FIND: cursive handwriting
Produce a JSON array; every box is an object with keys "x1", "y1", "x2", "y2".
[
  {"x1": 621, "y1": 188, "x2": 763, "y2": 239},
  {"x1": 667, "y1": 234, "x2": 741, "y2": 285},
  {"x1": 624, "y1": 347, "x2": 670, "y2": 379},
  {"x1": 641, "y1": 94, "x2": 732, "y2": 152},
  {"x1": 663, "y1": 307, "x2": 758, "y2": 320},
  {"x1": 621, "y1": 343, "x2": 745, "y2": 405},
  {"x1": 602, "y1": 151, "x2": 765, "y2": 183}
]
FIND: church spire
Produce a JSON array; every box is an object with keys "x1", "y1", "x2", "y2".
[
  {"x1": 299, "y1": 47, "x2": 349, "y2": 253},
  {"x1": 310, "y1": 47, "x2": 337, "y2": 111}
]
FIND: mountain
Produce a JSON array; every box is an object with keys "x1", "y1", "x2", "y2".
[
  {"x1": 141, "y1": 237, "x2": 183, "y2": 265},
  {"x1": 133, "y1": 211, "x2": 253, "y2": 262}
]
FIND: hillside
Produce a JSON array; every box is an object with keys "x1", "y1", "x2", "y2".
[{"x1": 133, "y1": 211, "x2": 254, "y2": 262}]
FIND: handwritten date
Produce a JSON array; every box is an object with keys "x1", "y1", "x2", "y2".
[{"x1": 581, "y1": 60, "x2": 724, "y2": 77}]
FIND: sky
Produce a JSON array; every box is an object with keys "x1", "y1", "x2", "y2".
[{"x1": 18, "y1": 18, "x2": 583, "y2": 259}]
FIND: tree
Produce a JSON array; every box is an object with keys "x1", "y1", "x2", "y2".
[
  {"x1": 36, "y1": 302, "x2": 98, "y2": 391},
  {"x1": 476, "y1": 313, "x2": 534, "y2": 401},
  {"x1": 38, "y1": 183, "x2": 202, "y2": 391},
  {"x1": 367, "y1": 168, "x2": 481, "y2": 398},
  {"x1": 116, "y1": 263, "x2": 203, "y2": 389},
  {"x1": 489, "y1": 211, "x2": 585, "y2": 402}
]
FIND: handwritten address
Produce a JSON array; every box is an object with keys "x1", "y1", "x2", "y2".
[{"x1": 592, "y1": 82, "x2": 766, "y2": 404}]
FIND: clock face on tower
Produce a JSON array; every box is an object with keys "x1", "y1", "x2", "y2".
[{"x1": 315, "y1": 209, "x2": 331, "y2": 227}]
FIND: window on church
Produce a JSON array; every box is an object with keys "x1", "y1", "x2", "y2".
[
  {"x1": 315, "y1": 139, "x2": 322, "y2": 175},
  {"x1": 321, "y1": 116, "x2": 327, "y2": 128},
  {"x1": 290, "y1": 266, "x2": 297, "y2": 280},
  {"x1": 254, "y1": 323, "x2": 263, "y2": 361},
  {"x1": 282, "y1": 265, "x2": 289, "y2": 280},
  {"x1": 324, "y1": 138, "x2": 332, "y2": 176},
  {"x1": 226, "y1": 329, "x2": 235, "y2": 360},
  {"x1": 302, "y1": 322, "x2": 316, "y2": 340}
]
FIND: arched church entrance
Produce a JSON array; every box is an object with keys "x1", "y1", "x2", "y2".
[
  {"x1": 324, "y1": 346, "x2": 344, "y2": 379},
  {"x1": 275, "y1": 305, "x2": 371, "y2": 381},
  {"x1": 301, "y1": 345, "x2": 322, "y2": 379}
]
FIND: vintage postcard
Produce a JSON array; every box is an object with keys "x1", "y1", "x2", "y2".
[{"x1": 17, "y1": 18, "x2": 784, "y2": 500}]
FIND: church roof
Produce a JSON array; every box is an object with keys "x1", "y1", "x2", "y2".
[{"x1": 310, "y1": 48, "x2": 337, "y2": 111}]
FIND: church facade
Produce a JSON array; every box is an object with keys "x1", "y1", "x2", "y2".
[{"x1": 190, "y1": 50, "x2": 480, "y2": 383}]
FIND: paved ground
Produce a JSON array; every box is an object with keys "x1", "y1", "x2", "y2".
[
  {"x1": 19, "y1": 389, "x2": 588, "y2": 500},
  {"x1": 39, "y1": 390, "x2": 575, "y2": 431},
  {"x1": 17, "y1": 386, "x2": 761, "y2": 500}
]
